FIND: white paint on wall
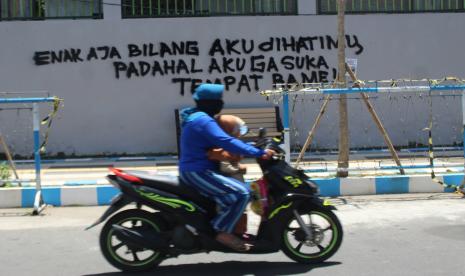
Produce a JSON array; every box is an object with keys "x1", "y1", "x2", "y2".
[{"x1": 0, "y1": 12, "x2": 463, "y2": 155}]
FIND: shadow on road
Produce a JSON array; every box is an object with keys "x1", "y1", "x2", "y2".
[{"x1": 83, "y1": 261, "x2": 341, "y2": 276}]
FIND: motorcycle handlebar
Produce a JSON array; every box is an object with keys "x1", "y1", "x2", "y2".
[{"x1": 252, "y1": 128, "x2": 286, "y2": 158}]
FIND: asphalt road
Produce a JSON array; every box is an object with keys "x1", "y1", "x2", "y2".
[{"x1": 0, "y1": 194, "x2": 464, "y2": 276}]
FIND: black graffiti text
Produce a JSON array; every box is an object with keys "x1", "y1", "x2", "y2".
[
  {"x1": 113, "y1": 58, "x2": 203, "y2": 79},
  {"x1": 34, "y1": 48, "x2": 84, "y2": 66},
  {"x1": 127, "y1": 41, "x2": 199, "y2": 58},
  {"x1": 32, "y1": 34, "x2": 366, "y2": 96},
  {"x1": 34, "y1": 46, "x2": 122, "y2": 66},
  {"x1": 280, "y1": 55, "x2": 329, "y2": 70},
  {"x1": 208, "y1": 35, "x2": 364, "y2": 56},
  {"x1": 206, "y1": 55, "x2": 329, "y2": 74},
  {"x1": 172, "y1": 74, "x2": 264, "y2": 95},
  {"x1": 272, "y1": 69, "x2": 336, "y2": 85},
  {"x1": 87, "y1": 46, "x2": 122, "y2": 61}
]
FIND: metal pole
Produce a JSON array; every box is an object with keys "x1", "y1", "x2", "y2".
[
  {"x1": 0, "y1": 134, "x2": 21, "y2": 186},
  {"x1": 337, "y1": 0, "x2": 349, "y2": 177},
  {"x1": 262, "y1": 85, "x2": 465, "y2": 96},
  {"x1": 32, "y1": 103, "x2": 45, "y2": 215},
  {"x1": 294, "y1": 95, "x2": 332, "y2": 167},
  {"x1": 0, "y1": 97, "x2": 56, "y2": 104},
  {"x1": 462, "y1": 88, "x2": 465, "y2": 185},
  {"x1": 344, "y1": 62, "x2": 405, "y2": 175},
  {"x1": 458, "y1": 101, "x2": 465, "y2": 195},
  {"x1": 283, "y1": 91, "x2": 291, "y2": 163}
]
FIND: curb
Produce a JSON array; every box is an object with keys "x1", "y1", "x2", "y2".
[{"x1": 0, "y1": 174, "x2": 462, "y2": 208}]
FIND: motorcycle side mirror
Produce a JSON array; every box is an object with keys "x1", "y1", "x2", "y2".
[{"x1": 258, "y1": 128, "x2": 267, "y2": 139}]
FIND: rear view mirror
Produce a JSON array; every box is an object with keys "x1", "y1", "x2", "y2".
[{"x1": 258, "y1": 128, "x2": 267, "y2": 139}]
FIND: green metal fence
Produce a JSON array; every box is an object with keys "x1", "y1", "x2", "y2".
[
  {"x1": 319, "y1": 0, "x2": 465, "y2": 13},
  {"x1": 0, "y1": 0, "x2": 103, "y2": 20},
  {"x1": 122, "y1": 0, "x2": 297, "y2": 17}
]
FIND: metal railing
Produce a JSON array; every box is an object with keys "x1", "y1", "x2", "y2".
[
  {"x1": 319, "y1": 0, "x2": 465, "y2": 14},
  {"x1": 122, "y1": 0, "x2": 297, "y2": 18},
  {"x1": 0, "y1": 0, "x2": 103, "y2": 20}
]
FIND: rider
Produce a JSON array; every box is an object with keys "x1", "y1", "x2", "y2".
[{"x1": 179, "y1": 83, "x2": 274, "y2": 251}]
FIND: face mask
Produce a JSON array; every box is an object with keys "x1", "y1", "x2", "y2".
[
  {"x1": 196, "y1": 100, "x2": 224, "y2": 116},
  {"x1": 239, "y1": 123, "x2": 249, "y2": 136}
]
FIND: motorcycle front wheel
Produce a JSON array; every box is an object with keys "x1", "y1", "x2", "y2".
[
  {"x1": 99, "y1": 209, "x2": 167, "y2": 272},
  {"x1": 281, "y1": 206, "x2": 343, "y2": 264}
]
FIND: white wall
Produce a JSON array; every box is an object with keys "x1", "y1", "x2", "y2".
[{"x1": 0, "y1": 9, "x2": 464, "y2": 156}]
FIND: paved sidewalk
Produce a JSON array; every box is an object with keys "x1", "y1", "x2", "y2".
[{"x1": 7, "y1": 154, "x2": 465, "y2": 187}]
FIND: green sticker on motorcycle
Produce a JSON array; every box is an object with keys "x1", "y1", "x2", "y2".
[
  {"x1": 268, "y1": 202, "x2": 293, "y2": 219},
  {"x1": 137, "y1": 190, "x2": 196, "y2": 212},
  {"x1": 284, "y1": 176, "x2": 303, "y2": 188}
]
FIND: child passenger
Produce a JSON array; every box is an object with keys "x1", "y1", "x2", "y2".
[{"x1": 207, "y1": 115, "x2": 249, "y2": 182}]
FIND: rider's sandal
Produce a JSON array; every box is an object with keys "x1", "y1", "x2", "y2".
[{"x1": 216, "y1": 232, "x2": 253, "y2": 252}]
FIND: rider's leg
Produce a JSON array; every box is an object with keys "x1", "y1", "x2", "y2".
[{"x1": 180, "y1": 171, "x2": 251, "y2": 251}]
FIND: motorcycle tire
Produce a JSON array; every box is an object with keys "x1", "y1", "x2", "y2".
[
  {"x1": 281, "y1": 206, "x2": 343, "y2": 264},
  {"x1": 99, "y1": 209, "x2": 167, "y2": 272}
]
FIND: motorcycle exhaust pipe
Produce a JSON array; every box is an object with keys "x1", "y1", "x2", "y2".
[{"x1": 112, "y1": 224, "x2": 169, "y2": 250}]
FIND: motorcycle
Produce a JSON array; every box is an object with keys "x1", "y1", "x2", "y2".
[{"x1": 87, "y1": 129, "x2": 343, "y2": 272}]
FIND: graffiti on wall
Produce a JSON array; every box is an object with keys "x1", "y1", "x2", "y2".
[{"x1": 32, "y1": 35, "x2": 364, "y2": 95}]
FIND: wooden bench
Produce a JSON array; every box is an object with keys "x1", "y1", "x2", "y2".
[{"x1": 175, "y1": 106, "x2": 283, "y2": 154}]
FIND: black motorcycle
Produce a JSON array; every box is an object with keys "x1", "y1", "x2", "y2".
[{"x1": 88, "y1": 130, "x2": 343, "y2": 272}]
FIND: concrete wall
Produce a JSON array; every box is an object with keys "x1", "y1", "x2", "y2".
[{"x1": 0, "y1": 5, "x2": 463, "y2": 156}]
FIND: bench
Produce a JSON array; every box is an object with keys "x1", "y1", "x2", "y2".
[{"x1": 175, "y1": 106, "x2": 283, "y2": 154}]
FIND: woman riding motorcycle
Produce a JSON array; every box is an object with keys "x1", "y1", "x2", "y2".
[{"x1": 178, "y1": 83, "x2": 274, "y2": 251}]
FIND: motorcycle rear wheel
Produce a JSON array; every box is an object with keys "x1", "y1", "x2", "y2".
[
  {"x1": 99, "y1": 209, "x2": 167, "y2": 272},
  {"x1": 281, "y1": 207, "x2": 343, "y2": 264}
]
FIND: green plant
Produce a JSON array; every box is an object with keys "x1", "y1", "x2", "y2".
[{"x1": 0, "y1": 162, "x2": 11, "y2": 188}]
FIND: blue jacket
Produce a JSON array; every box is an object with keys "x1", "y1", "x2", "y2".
[{"x1": 179, "y1": 108, "x2": 265, "y2": 172}]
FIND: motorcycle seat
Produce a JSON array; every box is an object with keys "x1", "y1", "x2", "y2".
[{"x1": 127, "y1": 171, "x2": 215, "y2": 211}]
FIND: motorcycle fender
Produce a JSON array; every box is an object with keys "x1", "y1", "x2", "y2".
[{"x1": 85, "y1": 193, "x2": 133, "y2": 230}]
